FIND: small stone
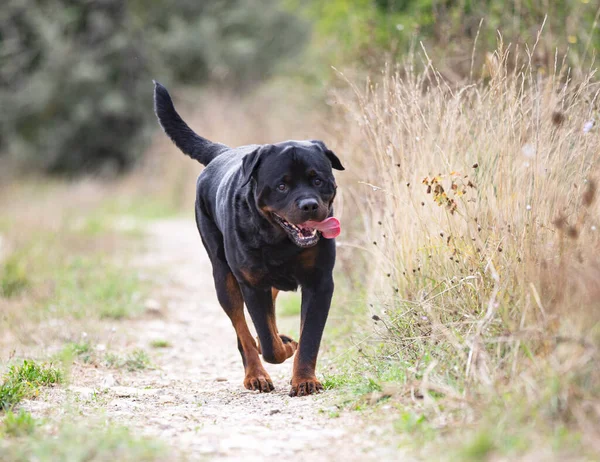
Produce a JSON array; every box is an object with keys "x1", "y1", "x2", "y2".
[
  {"x1": 269, "y1": 409, "x2": 281, "y2": 415},
  {"x1": 101, "y1": 374, "x2": 118, "y2": 389},
  {"x1": 110, "y1": 386, "x2": 140, "y2": 397},
  {"x1": 158, "y1": 394, "x2": 176, "y2": 404},
  {"x1": 214, "y1": 377, "x2": 228, "y2": 382},
  {"x1": 145, "y1": 299, "x2": 161, "y2": 312}
]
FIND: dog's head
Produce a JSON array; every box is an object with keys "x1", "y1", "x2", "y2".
[{"x1": 242, "y1": 140, "x2": 344, "y2": 248}]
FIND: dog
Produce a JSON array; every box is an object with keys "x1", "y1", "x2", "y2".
[{"x1": 153, "y1": 81, "x2": 344, "y2": 396}]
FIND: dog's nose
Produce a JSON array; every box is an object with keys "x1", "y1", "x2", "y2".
[{"x1": 297, "y1": 198, "x2": 319, "y2": 213}]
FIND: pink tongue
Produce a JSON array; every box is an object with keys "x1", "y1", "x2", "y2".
[{"x1": 303, "y1": 217, "x2": 341, "y2": 239}]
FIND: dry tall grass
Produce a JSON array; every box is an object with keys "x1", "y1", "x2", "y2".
[{"x1": 335, "y1": 41, "x2": 600, "y2": 453}]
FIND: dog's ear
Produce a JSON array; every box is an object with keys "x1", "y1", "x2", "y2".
[
  {"x1": 311, "y1": 140, "x2": 345, "y2": 171},
  {"x1": 241, "y1": 145, "x2": 271, "y2": 187}
]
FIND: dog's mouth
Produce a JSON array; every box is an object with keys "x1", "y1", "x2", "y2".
[{"x1": 272, "y1": 214, "x2": 320, "y2": 248}]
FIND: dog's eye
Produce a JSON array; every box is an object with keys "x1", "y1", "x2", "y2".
[
  {"x1": 314, "y1": 178, "x2": 323, "y2": 186},
  {"x1": 277, "y1": 183, "x2": 287, "y2": 192}
]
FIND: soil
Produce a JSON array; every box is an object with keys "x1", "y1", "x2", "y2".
[{"x1": 25, "y1": 219, "x2": 402, "y2": 461}]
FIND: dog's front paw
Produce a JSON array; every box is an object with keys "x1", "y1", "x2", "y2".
[
  {"x1": 289, "y1": 376, "x2": 323, "y2": 397},
  {"x1": 244, "y1": 371, "x2": 274, "y2": 393}
]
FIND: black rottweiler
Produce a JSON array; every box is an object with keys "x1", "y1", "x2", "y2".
[{"x1": 153, "y1": 82, "x2": 344, "y2": 397}]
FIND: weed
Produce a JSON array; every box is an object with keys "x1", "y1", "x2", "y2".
[
  {"x1": 124, "y1": 349, "x2": 151, "y2": 371},
  {"x1": 0, "y1": 380, "x2": 26, "y2": 412},
  {"x1": 104, "y1": 349, "x2": 151, "y2": 372},
  {"x1": 103, "y1": 352, "x2": 122, "y2": 369},
  {"x1": 61, "y1": 341, "x2": 94, "y2": 363},
  {"x1": 6, "y1": 360, "x2": 63, "y2": 387},
  {"x1": 149, "y1": 340, "x2": 171, "y2": 349},
  {"x1": 0, "y1": 361, "x2": 62, "y2": 411}
]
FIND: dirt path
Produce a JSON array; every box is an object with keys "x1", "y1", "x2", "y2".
[{"x1": 72, "y1": 218, "x2": 399, "y2": 461}]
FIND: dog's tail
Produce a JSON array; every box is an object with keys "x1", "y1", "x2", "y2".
[{"x1": 153, "y1": 81, "x2": 227, "y2": 166}]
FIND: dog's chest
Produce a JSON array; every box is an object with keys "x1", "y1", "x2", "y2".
[{"x1": 238, "y1": 245, "x2": 313, "y2": 291}]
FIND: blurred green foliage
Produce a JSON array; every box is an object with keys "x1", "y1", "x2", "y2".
[
  {"x1": 0, "y1": 0, "x2": 308, "y2": 174},
  {"x1": 289, "y1": 0, "x2": 599, "y2": 77}
]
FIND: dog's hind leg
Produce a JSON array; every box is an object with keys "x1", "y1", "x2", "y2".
[{"x1": 240, "y1": 286, "x2": 298, "y2": 365}]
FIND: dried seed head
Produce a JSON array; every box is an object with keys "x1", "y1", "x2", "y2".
[
  {"x1": 567, "y1": 226, "x2": 579, "y2": 239},
  {"x1": 553, "y1": 215, "x2": 567, "y2": 230},
  {"x1": 582, "y1": 179, "x2": 596, "y2": 207},
  {"x1": 551, "y1": 111, "x2": 565, "y2": 126}
]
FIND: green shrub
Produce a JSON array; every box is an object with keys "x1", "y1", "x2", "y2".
[
  {"x1": 0, "y1": 0, "x2": 308, "y2": 174},
  {"x1": 290, "y1": 0, "x2": 600, "y2": 77}
]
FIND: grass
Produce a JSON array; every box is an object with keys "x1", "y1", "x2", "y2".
[
  {"x1": 149, "y1": 339, "x2": 171, "y2": 348},
  {"x1": 0, "y1": 419, "x2": 165, "y2": 461},
  {"x1": 52, "y1": 257, "x2": 144, "y2": 320},
  {"x1": 0, "y1": 255, "x2": 29, "y2": 298},
  {"x1": 104, "y1": 349, "x2": 152, "y2": 372},
  {"x1": 0, "y1": 361, "x2": 62, "y2": 411},
  {"x1": 6, "y1": 361, "x2": 63, "y2": 387},
  {"x1": 57, "y1": 341, "x2": 95, "y2": 365},
  {"x1": 1, "y1": 410, "x2": 37, "y2": 437},
  {"x1": 57, "y1": 342, "x2": 152, "y2": 372},
  {"x1": 327, "y1": 37, "x2": 600, "y2": 459},
  {"x1": 0, "y1": 178, "x2": 173, "y2": 349},
  {"x1": 277, "y1": 292, "x2": 301, "y2": 317},
  {"x1": 0, "y1": 381, "x2": 26, "y2": 413},
  {"x1": 0, "y1": 245, "x2": 146, "y2": 343}
]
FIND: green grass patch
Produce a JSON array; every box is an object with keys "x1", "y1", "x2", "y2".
[
  {"x1": 457, "y1": 431, "x2": 496, "y2": 461},
  {"x1": 321, "y1": 370, "x2": 384, "y2": 410},
  {"x1": 0, "y1": 421, "x2": 165, "y2": 461},
  {"x1": 149, "y1": 340, "x2": 171, "y2": 349},
  {"x1": 6, "y1": 360, "x2": 62, "y2": 388},
  {"x1": 59, "y1": 341, "x2": 94, "y2": 364},
  {"x1": 99, "y1": 197, "x2": 181, "y2": 221},
  {"x1": 1, "y1": 410, "x2": 38, "y2": 437},
  {"x1": 0, "y1": 254, "x2": 29, "y2": 298},
  {"x1": 0, "y1": 360, "x2": 62, "y2": 411},
  {"x1": 51, "y1": 257, "x2": 144, "y2": 320},
  {"x1": 0, "y1": 381, "x2": 26, "y2": 412},
  {"x1": 393, "y1": 411, "x2": 433, "y2": 437},
  {"x1": 277, "y1": 292, "x2": 301, "y2": 317},
  {"x1": 104, "y1": 349, "x2": 151, "y2": 372}
]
